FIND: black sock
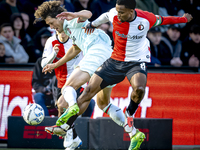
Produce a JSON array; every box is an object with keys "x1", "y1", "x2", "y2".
[
  {"x1": 67, "y1": 114, "x2": 78, "y2": 127},
  {"x1": 71, "y1": 123, "x2": 77, "y2": 139},
  {"x1": 127, "y1": 99, "x2": 139, "y2": 116}
]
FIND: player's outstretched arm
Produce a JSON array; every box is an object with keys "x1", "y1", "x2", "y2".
[
  {"x1": 159, "y1": 13, "x2": 193, "y2": 26},
  {"x1": 56, "y1": 10, "x2": 92, "y2": 22}
]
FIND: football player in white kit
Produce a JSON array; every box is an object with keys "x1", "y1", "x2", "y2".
[
  {"x1": 34, "y1": 1, "x2": 133, "y2": 150},
  {"x1": 48, "y1": 0, "x2": 193, "y2": 149},
  {"x1": 41, "y1": 31, "x2": 84, "y2": 149}
]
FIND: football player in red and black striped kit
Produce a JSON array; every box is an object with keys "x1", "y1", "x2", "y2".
[{"x1": 58, "y1": 0, "x2": 192, "y2": 149}]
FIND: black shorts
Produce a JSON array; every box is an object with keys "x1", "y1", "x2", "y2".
[{"x1": 95, "y1": 58, "x2": 147, "y2": 89}]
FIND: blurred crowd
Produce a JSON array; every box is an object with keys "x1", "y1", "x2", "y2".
[{"x1": 0, "y1": 0, "x2": 199, "y2": 68}]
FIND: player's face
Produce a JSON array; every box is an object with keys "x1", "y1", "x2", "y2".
[
  {"x1": 45, "y1": 16, "x2": 64, "y2": 33},
  {"x1": 116, "y1": 4, "x2": 134, "y2": 22},
  {"x1": 0, "y1": 26, "x2": 14, "y2": 42}
]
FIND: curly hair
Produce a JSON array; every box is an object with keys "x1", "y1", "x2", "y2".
[{"x1": 34, "y1": 1, "x2": 67, "y2": 24}]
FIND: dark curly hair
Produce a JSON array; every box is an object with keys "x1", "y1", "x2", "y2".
[{"x1": 34, "y1": 1, "x2": 67, "y2": 24}]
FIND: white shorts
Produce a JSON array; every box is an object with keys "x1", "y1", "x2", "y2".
[{"x1": 78, "y1": 43, "x2": 112, "y2": 77}]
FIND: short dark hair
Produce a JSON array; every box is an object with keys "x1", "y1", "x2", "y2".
[
  {"x1": 190, "y1": 24, "x2": 200, "y2": 34},
  {"x1": 34, "y1": 1, "x2": 66, "y2": 24},
  {"x1": 0, "y1": 23, "x2": 14, "y2": 33},
  {"x1": 116, "y1": 0, "x2": 136, "y2": 9}
]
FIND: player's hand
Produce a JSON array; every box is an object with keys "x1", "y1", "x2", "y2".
[
  {"x1": 82, "y1": 22, "x2": 96, "y2": 35},
  {"x1": 53, "y1": 44, "x2": 60, "y2": 53},
  {"x1": 56, "y1": 12, "x2": 77, "y2": 21},
  {"x1": 183, "y1": 13, "x2": 193, "y2": 23},
  {"x1": 42, "y1": 64, "x2": 56, "y2": 74}
]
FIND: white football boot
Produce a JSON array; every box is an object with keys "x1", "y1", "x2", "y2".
[{"x1": 64, "y1": 131, "x2": 82, "y2": 150}]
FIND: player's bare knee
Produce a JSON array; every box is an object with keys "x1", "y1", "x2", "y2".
[
  {"x1": 84, "y1": 85, "x2": 94, "y2": 99},
  {"x1": 131, "y1": 86, "x2": 145, "y2": 103}
]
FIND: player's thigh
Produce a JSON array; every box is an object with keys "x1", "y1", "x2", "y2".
[
  {"x1": 63, "y1": 67, "x2": 90, "y2": 90},
  {"x1": 126, "y1": 62, "x2": 147, "y2": 88},
  {"x1": 96, "y1": 87, "x2": 112, "y2": 109}
]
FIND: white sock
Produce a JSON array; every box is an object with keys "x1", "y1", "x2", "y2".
[
  {"x1": 103, "y1": 103, "x2": 125, "y2": 127},
  {"x1": 62, "y1": 86, "x2": 77, "y2": 107},
  {"x1": 60, "y1": 123, "x2": 70, "y2": 130},
  {"x1": 129, "y1": 127, "x2": 137, "y2": 138}
]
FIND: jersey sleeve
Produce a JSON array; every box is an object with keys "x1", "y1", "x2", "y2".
[
  {"x1": 136, "y1": 9, "x2": 157, "y2": 28},
  {"x1": 108, "y1": 7, "x2": 117, "y2": 23},
  {"x1": 68, "y1": 18, "x2": 88, "y2": 28},
  {"x1": 159, "y1": 16, "x2": 187, "y2": 26},
  {"x1": 42, "y1": 37, "x2": 53, "y2": 58}
]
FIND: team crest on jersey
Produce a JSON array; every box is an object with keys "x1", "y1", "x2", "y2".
[{"x1": 138, "y1": 23, "x2": 144, "y2": 31}]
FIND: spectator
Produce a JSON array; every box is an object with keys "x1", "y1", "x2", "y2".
[
  {"x1": 32, "y1": 57, "x2": 56, "y2": 116},
  {"x1": 0, "y1": 23, "x2": 29, "y2": 63},
  {"x1": 21, "y1": 12, "x2": 30, "y2": 31},
  {"x1": 147, "y1": 27, "x2": 163, "y2": 67},
  {"x1": 136, "y1": 0, "x2": 159, "y2": 14},
  {"x1": 89, "y1": 0, "x2": 116, "y2": 21},
  {"x1": 0, "y1": 42, "x2": 6, "y2": 63},
  {"x1": 0, "y1": 42, "x2": 13, "y2": 63},
  {"x1": 0, "y1": 0, "x2": 23, "y2": 26},
  {"x1": 155, "y1": 0, "x2": 185, "y2": 33},
  {"x1": 22, "y1": 0, "x2": 47, "y2": 37},
  {"x1": 55, "y1": 0, "x2": 75, "y2": 12},
  {"x1": 10, "y1": 13, "x2": 37, "y2": 63},
  {"x1": 159, "y1": 24, "x2": 183, "y2": 67},
  {"x1": 10, "y1": 13, "x2": 25, "y2": 39},
  {"x1": 155, "y1": 0, "x2": 183, "y2": 16},
  {"x1": 181, "y1": 24, "x2": 200, "y2": 67},
  {"x1": 179, "y1": 0, "x2": 200, "y2": 40},
  {"x1": 32, "y1": 27, "x2": 52, "y2": 62},
  {"x1": 73, "y1": 0, "x2": 93, "y2": 12}
]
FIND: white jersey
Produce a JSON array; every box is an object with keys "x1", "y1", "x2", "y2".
[
  {"x1": 42, "y1": 34, "x2": 83, "y2": 88},
  {"x1": 63, "y1": 18, "x2": 112, "y2": 56}
]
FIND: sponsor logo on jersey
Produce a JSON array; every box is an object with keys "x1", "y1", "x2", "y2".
[
  {"x1": 115, "y1": 31, "x2": 144, "y2": 40},
  {"x1": 138, "y1": 23, "x2": 144, "y2": 31}
]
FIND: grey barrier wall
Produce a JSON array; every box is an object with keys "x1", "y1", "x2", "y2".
[{"x1": 8, "y1": 116, "x2": 172, "y2": 150}]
